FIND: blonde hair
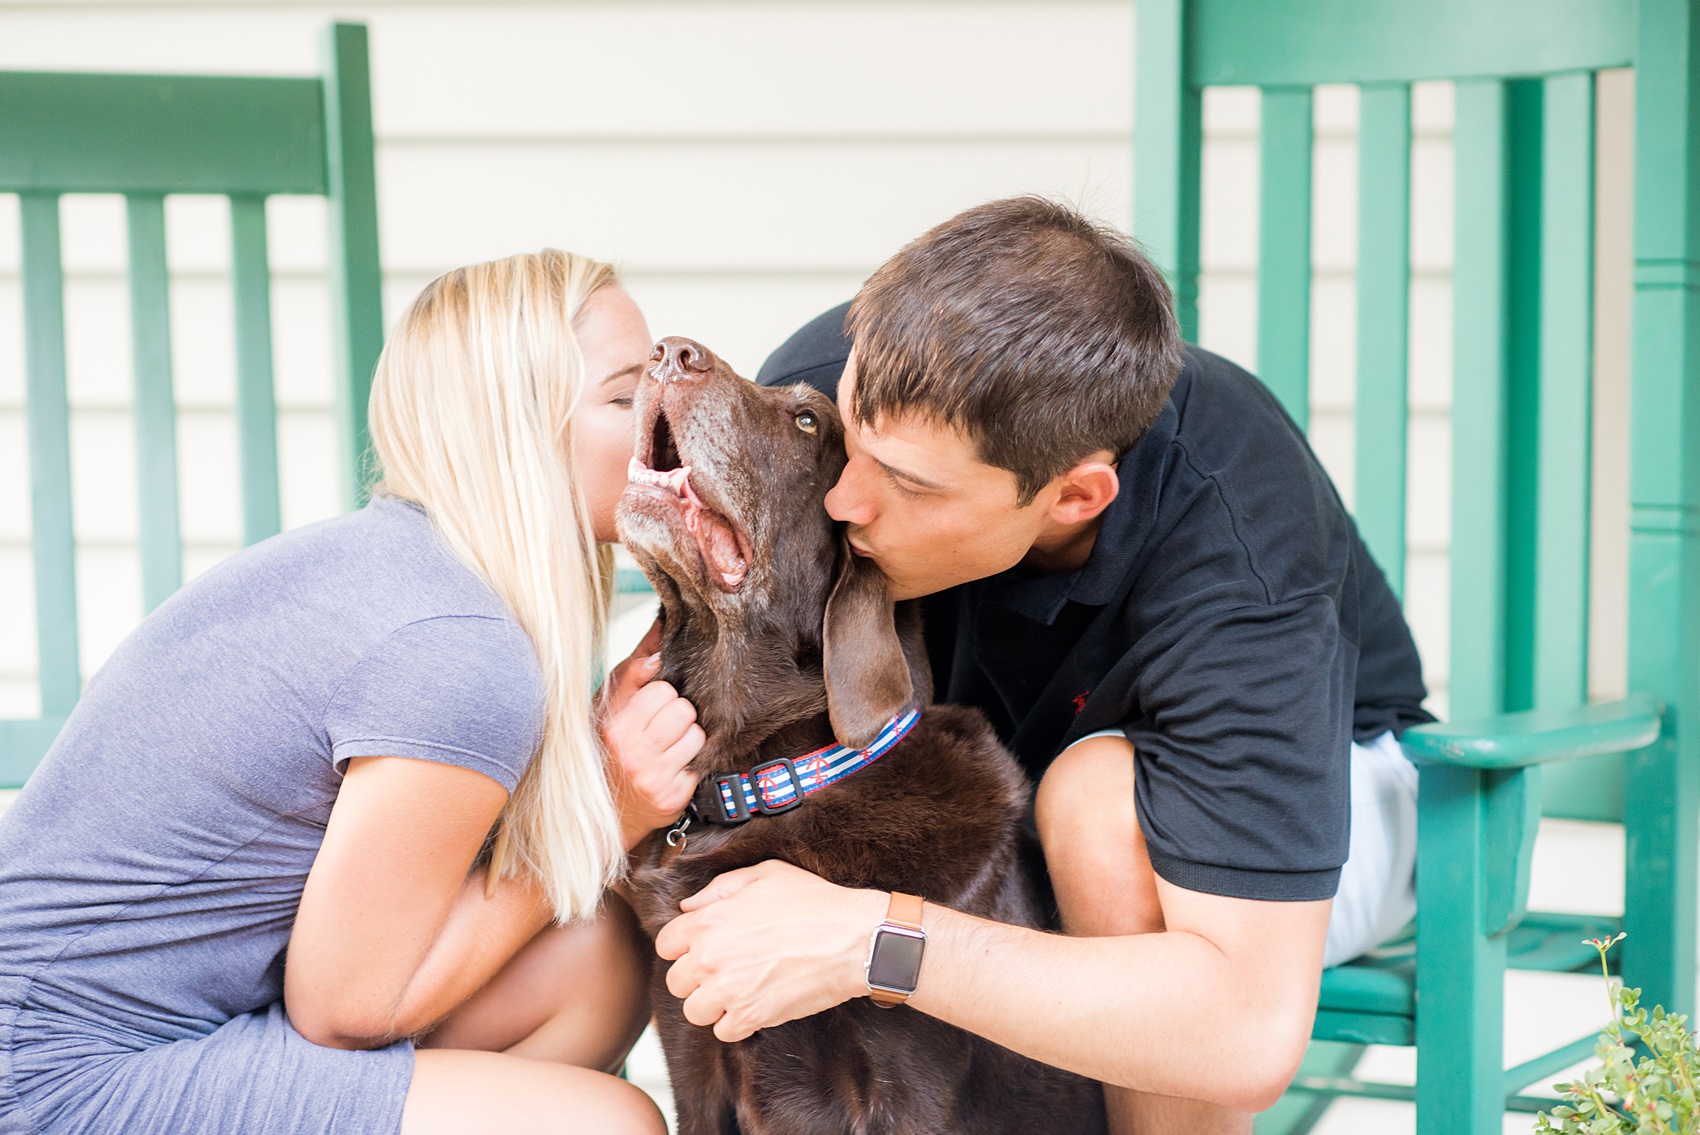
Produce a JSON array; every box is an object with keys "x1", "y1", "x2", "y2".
[{"x1": 367, "y1": 248, "x2": 622, "y2": 922}]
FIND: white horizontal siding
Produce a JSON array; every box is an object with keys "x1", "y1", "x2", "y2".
[
  {"x1": 373, "y1": 139, "x2": 1132, "y2": 280},
  {"x1": 0, "y1": 4, "x2": 1136, "y2": 136}
]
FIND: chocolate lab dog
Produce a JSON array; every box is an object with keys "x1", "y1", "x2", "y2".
[{"x1": 618, "y1": 337, "x2": 1108, "y2": 1135}]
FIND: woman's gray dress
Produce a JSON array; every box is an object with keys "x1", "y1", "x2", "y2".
[{"x1": 0, "y1": 496, "x2": 546, "y2": 1135}]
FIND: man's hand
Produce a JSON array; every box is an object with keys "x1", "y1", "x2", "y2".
[
  {"x1": 654, "y1": 860, "x2": 888, "y2": 1041},
  {"x1": 601, "y1": 619, "x2": 705, "y2": 849}
]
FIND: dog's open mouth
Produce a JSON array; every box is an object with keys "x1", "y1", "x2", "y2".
[{"x1": 628, "y1": 406, "x2": 750, "y2": 591}]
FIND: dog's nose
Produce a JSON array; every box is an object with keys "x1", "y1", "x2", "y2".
[{"x1": 650, "y1": 337, "x2": 715, "y2": 381}]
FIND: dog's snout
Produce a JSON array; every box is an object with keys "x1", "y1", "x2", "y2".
[{"x1": 651, "y1": 337, "x2": 715, "y2": 382}]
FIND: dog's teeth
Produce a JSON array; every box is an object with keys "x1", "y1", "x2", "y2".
[
  {"x1": 669, "y1": 467, "x2": 689, "y2": 494},
  {"x1": 627, "y1": 457, "x2": 643, "y2": 481},
  {"x1": 721, "y1": 570, "x2": 744, "y2": 588}
]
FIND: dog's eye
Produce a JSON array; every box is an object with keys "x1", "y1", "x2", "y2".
[{"x1": 795, "y1": 412, "x2": 818, "y2": 435}]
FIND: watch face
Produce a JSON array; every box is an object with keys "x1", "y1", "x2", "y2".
[{"x1": 867, "y1": 927, "x2": 925, "y2": 992}]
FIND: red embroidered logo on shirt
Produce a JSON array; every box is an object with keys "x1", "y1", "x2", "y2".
[{"x1": 1071, "y1": 690, "x2": 1091, "y2": 715}]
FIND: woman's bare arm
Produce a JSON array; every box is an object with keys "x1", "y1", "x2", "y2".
[
  {"x1": 285, "y1": 623, "x2": 703, "y2": 1051},
  {"x1": 285, "y1": 755, "x2": 551, "y2": 1049}
]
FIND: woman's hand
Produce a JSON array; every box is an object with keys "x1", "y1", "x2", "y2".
[{"x1": 601, "y1": 619, "x2": 704, "y2": 848}]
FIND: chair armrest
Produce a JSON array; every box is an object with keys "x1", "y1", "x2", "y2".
[{"x1": 1400, "y1": 694, "x2": 1663, "y2": 770}]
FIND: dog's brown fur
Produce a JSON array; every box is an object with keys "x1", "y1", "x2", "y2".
[{"x1": 617, "y1": 337, "x2": 1108, "y2": 1135}]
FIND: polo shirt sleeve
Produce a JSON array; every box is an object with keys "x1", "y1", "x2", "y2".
[
  {"x1": 1121, "y1": 592, "x2": 1355, "y2": 902},
  {"x1": 322, "y1": 615, "x2": 548, "y2": 793}
]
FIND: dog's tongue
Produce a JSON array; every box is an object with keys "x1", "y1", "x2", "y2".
[
  {"x1": 694, "y1": 510, "x2": 747, "y2": 588},
  {"x1": 660, "y1": 467, "x2": 745, "y2": 589}
]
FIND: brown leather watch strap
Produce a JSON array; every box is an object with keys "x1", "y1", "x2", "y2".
[
  {"x1": 868, "y1": 892, "x2": 925, "y2": 1007},
  {"x1": 885, "y1": 891, "x2": 924, "y2": 931}
]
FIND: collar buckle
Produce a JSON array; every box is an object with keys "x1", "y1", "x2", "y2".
[
  {"x1": 708, "y1": 773, "x2": 751, "y2": 824},
  {"x1": 749, "y1": 757, "x2": 804, "y2": 814}
]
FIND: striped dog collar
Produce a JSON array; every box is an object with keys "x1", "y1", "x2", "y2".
[{"x1": 690, "y1": 706, "x2": 923, "y2": 826}]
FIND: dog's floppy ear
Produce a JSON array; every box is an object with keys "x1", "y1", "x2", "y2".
[{"x1": 823, "y1": 532, "x2": 914, "y2": 749}]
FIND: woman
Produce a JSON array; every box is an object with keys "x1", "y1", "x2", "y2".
[{"x1": 0, "y1": 251, "x2": 701, "y2": 1135}]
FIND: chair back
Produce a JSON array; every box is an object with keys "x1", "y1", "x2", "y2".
[
  {"x1": 1136, "y1": 0, "x2": 1700, "y2": 1015},
  {"x1": 0, "y1": 23, "x2": 384, "y2": 788}
]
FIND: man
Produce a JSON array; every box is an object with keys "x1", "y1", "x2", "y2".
[{"x1": 651, "y1": 197, "x2": 1431, "y2": 1133}]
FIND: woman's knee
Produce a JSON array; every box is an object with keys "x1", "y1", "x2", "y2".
[
  {"x1": 514, "y1": 895, "x2": 653, "y2": 1070},
  {"x1": 403, "y1": 1050, "x2": 666, "y2": 1135},
  {"x1": 562, "y1": 891, "x2": 652, "y2": 1004},
  {"x1": 420, "y1": 894, "x2": 652, "y2": 1067},
  {"x1": 510, "y1": 894, "x2": 652, "y2": 1071}
]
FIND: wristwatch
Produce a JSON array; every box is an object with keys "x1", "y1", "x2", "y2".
[{"x1": 864, "y1": 891, "x2": 926, "y2": 1007}]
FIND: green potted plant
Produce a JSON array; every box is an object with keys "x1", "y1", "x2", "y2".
[{"x1": 1536, "y1": 934, "x2": 1699, "y2": 1134}]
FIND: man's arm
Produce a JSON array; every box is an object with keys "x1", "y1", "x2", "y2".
[{"x1": 654, "y1": 859, "x2": 1328, "y2": 1114}]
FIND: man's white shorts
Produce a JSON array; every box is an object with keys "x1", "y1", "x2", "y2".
[
  {"x1": 1065, "y1": 728, "x2": 1418, "y2": 969},
  {"x1": 1324, "y1": 731, "x2": 1418, "y2": 967}
]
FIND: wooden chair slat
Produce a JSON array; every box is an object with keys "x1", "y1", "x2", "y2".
[
  {"x1": 323, "y1": 24, "x2": 384, "y2": 508},
  {"x1": 1256, "y1": 87, "x2": 1314, "y2": 430},
  {"x1": 1353, "y1": 83, "x2": 1413, "y2": 599},
  {"x1": 1448, "y1": 79, "x2": 1512, "y2": 722},
  {"x1": 1532, "y1": 75, "x2": 1595, "y2": 710},
  {"x1": 126, "y1": 193, "x2": 184, "y2": 612},
  {"x1": 1133, "y1": 0, "x2": 1203, "y2": 341},
  {"x1": 1533, "y1": 74, "x2": 1615, "y2": 822},
  {"x1": 230, "y1": 194, "x2": 282, "y2": 546},
  {"x1": 19, "y1": 193, "x2": 80, "y2": 719},
  {"x1": 1502, "y1": 80, "x2": 1548, "y2": 718}
]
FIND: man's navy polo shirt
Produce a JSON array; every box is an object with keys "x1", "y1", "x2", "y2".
[{"x1": 758, "y1": 302, "x2": 1433, "y2": 903}]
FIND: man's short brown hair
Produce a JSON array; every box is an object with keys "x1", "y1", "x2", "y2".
[{"x1": 847, "y1": 196, "x2": 1185, "y2": 505}]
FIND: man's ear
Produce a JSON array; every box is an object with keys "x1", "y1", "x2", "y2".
[
  {"x1": 1048, "y1": 457, "x2": 1120, "y2": 527},
  {"x1": 823, "y1": 532, "x2": 914, "y2": 749}
]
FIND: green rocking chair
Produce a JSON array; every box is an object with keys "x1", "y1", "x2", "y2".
[
  {"x1": 1135, "y1": 1, "x2": 1700, "y2": 1132},
  {"x1": 0, "y1": 23, "x2": 385, "y2": 790}
]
